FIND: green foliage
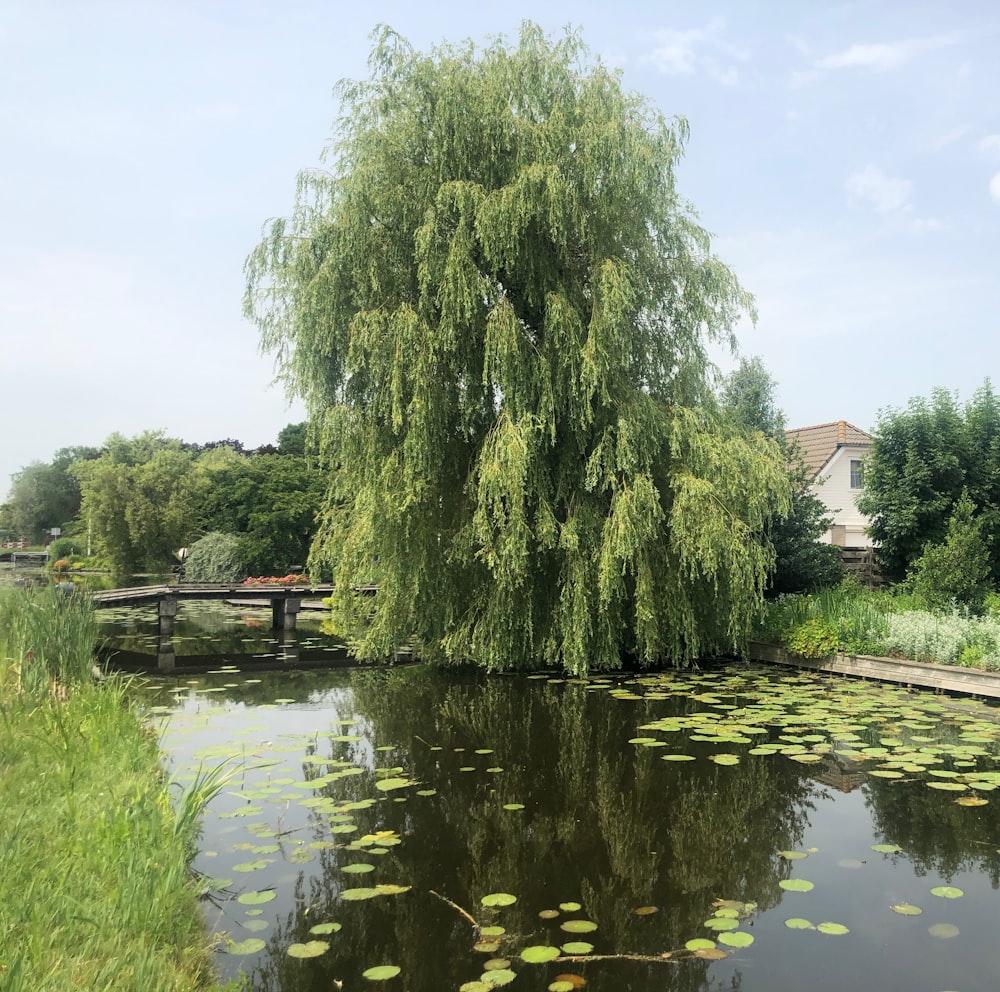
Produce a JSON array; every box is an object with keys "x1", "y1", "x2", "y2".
[
  {"x1": 906, "y1": 492, "x2": 992, "y2": 612},
  {"x1": 276, "y1": 421, "x2": 309, "y2": 456},
  {"x1": 5, "y1": 459, "x2": 83, "y2": 543},
  {"x1": 194, "y1": 453, "x2": 325, "y2": 576},
  {"x1": 245, "y1": 24, "x2": 791, "y2": 671},
  {"x1": 183, "y1": 531, "x2": 247, "y2": 583},
  {"x1": 70, "y1": 432, "x2": 203, "y2": 575},
  {"x1": 718, "y1": 357, "x2": 843, "y2": 596},
  {"x1": 0, "y1": 586, "x2": 98, "y2": 696},
  {"x1": 785, "y1": 617, "x2": 839, "y2": 658},
  {"x1": 48, "y1": 535, "x2": 84, "y2": 559},
  {"x1": 859, "y1": 381, "x2": 1000, "y2": 583}
]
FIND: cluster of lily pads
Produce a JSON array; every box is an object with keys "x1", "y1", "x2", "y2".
[{"x1": 151, "y1": 662, "x2": 1000, "y2": 990}]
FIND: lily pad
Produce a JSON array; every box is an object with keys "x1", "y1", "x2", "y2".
[
  {"x1": 482, "y1": 892, "x2": 517, "y2": 907},
  {"x1": 480, "y1": 970, "x2": 516, "y2": 987},
  {"x1": 871, "y1": 844, "x2": 902, "y2": 854},
  {"x1": 309, "y1": 922, "x2": 342, "y2": 935},
  {"x1": 287, "y1": 941, "x2": 329, "y2": 958},
  {"x1": 560, "y1": 941, "x2": 594, "y2": 954},
  {"x1": 930, "y1": 886, "x2": 964, "y2": 899},
  {"x1": 778, "y1": 878, "x2": 815, "y2": 892},
  {"x1": 685, "y1": 938, "x2": 716, "y2": 950},
  {"x1": 817, "y1": 921, "x2": 849, "y2": 935},
  {"x1": 226, "y1": 938, "x2": 266, "y2": 954},
  {"x1": 362, "y1": 964, "x2": 402, "y2": 980},
  {"x1": 237, "y1": 890, "x2": 276, "y2": 905},
  {"x1": 718, "y1": 931, "x2": 754, "y2": 947},
  {"x1": 784, "y1": 918, "x2": 814, "y2": 929},
  {"x1": 560, "y1": 919, "x2": 597, "y2": 933},
  {"x1": 521, "y1": 945, "x2": 561, "y2": 963},
  {"x1": 890, "y1": 903, "x2": 922, "y2": 916},
  {"x1": 559, "y1": 901, "x2": 582, "y2": 912}
]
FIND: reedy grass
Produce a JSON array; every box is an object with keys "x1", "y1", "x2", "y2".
[
  {"x1": 0, "y1": 587, "x2": 234, "y2": 991},
  {"x1": 0, "y1": 585, "x2": 99, "y2": 695}
]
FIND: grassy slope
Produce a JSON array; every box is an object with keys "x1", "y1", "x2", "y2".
[{"x1": 0, "y1": 586, "x2": 227, "y2": 992}]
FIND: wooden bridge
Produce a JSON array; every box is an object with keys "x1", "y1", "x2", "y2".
[{"x1": 92, "y1": 583, "x2": 339, "y2": 638}]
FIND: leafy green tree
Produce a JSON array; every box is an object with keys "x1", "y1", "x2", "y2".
[
  {"x1": 859, "y1": 382, "x2": 1000, "y2": 583},
  {"x1": 70, "y1": 432, "x2": 202, "y2": 575},
  {"x1": 907, "y1": 491, "x2": 992, "y2": 612},
  {"x1": 245, "y1": 24, "x2": 790, "y2": 671},
  {"x1": 194, "y1": 453, "x2": 325, "y2": 576},
  {"x1": 6, "y1": 461, "x2": 82, "y2": 543},
  {"x1": 276, "y1": 421, "x2": 309, "y2": 456},
  {"x1": 718, "y1": 357, "x2": 842, "y2": 595}
]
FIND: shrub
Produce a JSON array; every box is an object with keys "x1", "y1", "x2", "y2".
[
  {"x1": 182, "y1": 532, "x2": 247, "y2": 583},
  {"x1": 786, "y1": 617, "x2": 839, "y2": 658},
  {"x1": 907, "y1": 492, "x2": 992, "y2": 613}
]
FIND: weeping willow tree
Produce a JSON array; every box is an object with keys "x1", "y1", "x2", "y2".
[{"x1": 245, "y1": 23, "x2": 790, "y2": 672}]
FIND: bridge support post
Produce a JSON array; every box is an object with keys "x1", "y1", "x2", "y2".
[
  {"x1": 158, "y1": 595, "x2": 178, "y2": 639},
  {"x1": 271, "y1": 596, "x2": 302, "y2": 631}
]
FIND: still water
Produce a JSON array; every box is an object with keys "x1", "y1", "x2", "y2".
[{"x1": 119, "y1": 609, "x2": 1000, "y2": 992}]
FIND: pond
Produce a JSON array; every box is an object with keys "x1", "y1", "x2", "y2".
[{"x1": 131, "y1": 633, "x2": 1000, "y2": 992}]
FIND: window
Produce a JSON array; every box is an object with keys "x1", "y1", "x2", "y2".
[{"x1": 850, "y1": 459, "x2": 864, "y2": 489}]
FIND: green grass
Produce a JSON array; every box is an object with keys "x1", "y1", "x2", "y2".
[{"x1": 0, "y1": 588, "x2": 234, "y2": 992}]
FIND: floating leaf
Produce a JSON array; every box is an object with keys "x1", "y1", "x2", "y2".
[
  {"x1": 480, "y1": 970, "x2": 516, "y2": 987},
  {"x1": 226, "y1": 938, "x2": 266, "y2": 954},
  {"x1": 237, "y1": 890, "x2": 276, "y2": 905},
  {"x1": 928, "y1": 923, "x2": 960, "y2": 939},
  {"x1": 930, "y1": 886, "x2": 964, "y2": 899},
  {"x1": 521, "y1": 945, "x2": 561, "y2": 963},
  {"x1": 559, "y1": 901, "x2": 582, "y2": 912},
  {"x1": 375, "y1": 777, "x2": 416, "y2": 792},
  {"x1": 956, "y1": 796, "x2": 989, "y2": 806},
  {"x1": 779, "y1": 879, "x2": 815, "y2": 892},
  {"x1": 633, "y1": 905, "x2": 658, "y2": 916},
  {"x1": 309, "y1": 922, "x2": 342, "y2": 934},
  {"x1": 685, "y1": 938, "x2": 716, "y2": 950},
  {"x1": 890, "y1": 903, "x2": 922, "y2": 916},
  {"x1": 481, "y1": 925, "x2": 506, "y2": 936},
  {"x1": 718, "y1": 931, "x2": 754, "y2": 947},
  {"x1": 287, "y1": 941, "x2": 329, "y2": 958},
  {"x1": 539, "y1": 909, "x2": 560, "y2": 919},
  {"x1": 482, "y1": 892, "x2": 517, "y2": 907},
  {"x1": 474, "y1": 941, "x2": 501, "y2": 953},
  {"x1": 871, "y1": 844, "x2": 901, "y2": 854},
  {"x1": 483, "y1": 958, "x2": 512, "y2": 970},
  {"x1": 503, "y1": 804, "x2": 525, "y2": 811},
  {"x1": 778, "y1": 851, "x2": 808, "y2": 860},
  {"x1": 548, "y1": 983, "x2": 575, "y2": 992},
  {"x1": 817, "y1": 922, "x2": 849, "y2": 935},
  {"x1": 661, "y1": 754, "x2": 696, "y2": 761},
  {"x1": 341, "y1": 863, "x2": 375, "y2": 874},
  {"x1": 560, "y1": 920, "x2": 597, "y2": 933},
  {"x1": 560, "y1": 941, "x2": 594, "y2": 954},
  {"x1": 704, "y1": 917, "x2": 739, "y2": 931},
  {"x1": 362, "y1": 964, "x2": 401, "y2": 980},
  {"x1": 709, "y1": 753, "x2": 740, "y2": 765},
  {"x1": 784, "y1": 918, "x2": 814, "y2": 929}
]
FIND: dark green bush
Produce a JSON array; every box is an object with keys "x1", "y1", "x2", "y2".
[{"x1": 182, "y1": 532, "x2": 247, "y2": 583}]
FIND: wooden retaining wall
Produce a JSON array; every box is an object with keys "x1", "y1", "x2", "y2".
[{"x1": 749, "y1": 641, "x2": 1000, "y2": 699}]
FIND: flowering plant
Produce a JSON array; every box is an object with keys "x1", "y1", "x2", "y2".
[{"x1": 241, "y1": 574, "x2": 307, "y2": 586}]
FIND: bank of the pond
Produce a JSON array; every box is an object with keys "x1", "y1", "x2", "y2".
[
  {"x1": 749, "y1": 640, "x2": 1000, "y2": 698},
  {"x1": 0, "y1": 681, "x2": 234, "y2": 992}
]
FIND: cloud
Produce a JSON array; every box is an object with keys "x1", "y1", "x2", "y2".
[
  {"x1": 643, "y1": 17, "x2": 746, "y2": 85},
  {"x1": 990, "y1": 173, "x2": 1000, "y2": 204},
  {"x1": 846, "y1": 165, "x2": 911, "y2": 214},
  {"x1": 979, "y1": 134, "x2": 1000, "y2": 158},
  {"x1": 845, "y1": 165, "x2": 944, "y2": 233},
  {"x1": 816, "y1": 32, "x2": 961, "y2": 72}
]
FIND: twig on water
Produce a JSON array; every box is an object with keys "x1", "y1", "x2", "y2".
[{"x1": 429, "y1": 890, "x2": 481, "y2": 933}]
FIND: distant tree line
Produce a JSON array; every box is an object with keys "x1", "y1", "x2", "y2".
[{"x1": 0, "y1": 423, "x2": 323, "y2": 581}]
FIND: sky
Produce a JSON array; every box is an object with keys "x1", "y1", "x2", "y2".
[{"x1": 2, "y1": 1, "x2": 998, "y2": 500}]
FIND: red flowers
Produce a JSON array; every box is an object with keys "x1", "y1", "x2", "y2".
[{"x1": 241, "y1": 574, "x2": 305, "y2": 586}]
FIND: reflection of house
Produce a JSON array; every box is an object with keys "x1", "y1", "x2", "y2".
[{"x1": 785, "y1": 420, "x2": 874, "y2": 548}]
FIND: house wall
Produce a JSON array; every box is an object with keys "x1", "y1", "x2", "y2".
[{"x1": 811, "y1": 445, "x2": 873, "y2": 548}]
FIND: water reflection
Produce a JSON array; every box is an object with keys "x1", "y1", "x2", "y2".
[{"x1": 146, "y1": 665, "x2": 1000, "y2": 992}]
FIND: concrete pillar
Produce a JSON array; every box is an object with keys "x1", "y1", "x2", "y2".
[
  {"x1": 271, "y1": 596, "x2": 302, "y2": 631},
  {"x1": 157, "y1": 639, "x2": 176, "y2": 673},
  {"x1": 158, "y1": 595, "x2": 178, "y2": 638}
]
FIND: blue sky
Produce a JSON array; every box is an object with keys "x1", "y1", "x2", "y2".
[{"x1": 2, "y1": 1, "x2": 998, "y2": 500}]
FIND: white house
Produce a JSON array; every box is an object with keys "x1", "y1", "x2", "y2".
[{"x1": 785, "y1": 420, "x2": 874, "y2": 548}]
